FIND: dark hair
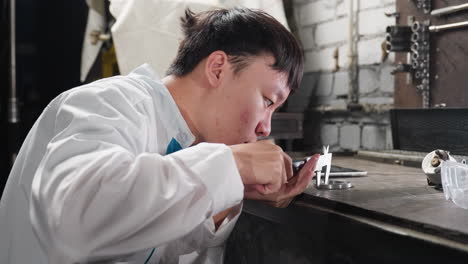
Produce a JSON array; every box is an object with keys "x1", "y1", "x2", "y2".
[{"x1": 166, "y1": 7, "x2": 304, "y2": 91}]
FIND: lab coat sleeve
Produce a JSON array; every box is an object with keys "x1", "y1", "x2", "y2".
[
  {"x1": 29, "y1": 86, "x2": 244, "y2": 262},
  {"x1": 157, "y1": 203, "x2": 242, "y2": 263}
]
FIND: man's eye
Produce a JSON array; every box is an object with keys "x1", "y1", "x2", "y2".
[{"x1": 264, "y1": 97, "x2": 274, "y2": 107}]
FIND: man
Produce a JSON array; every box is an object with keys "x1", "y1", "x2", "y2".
[{"x1": 0, "y1": 7, "x2": 318, "y2": 263}]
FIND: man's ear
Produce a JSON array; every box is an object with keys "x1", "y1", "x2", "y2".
[{"x1": 205, "y1": 51, "x2": 229, "y2": 88}]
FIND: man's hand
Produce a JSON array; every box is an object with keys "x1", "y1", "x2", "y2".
[
  {"x1": 229, "y1": 140, "x2": 293, "y2": 195},
  {"x1": 244, "y1": 154, "x2": 320, "y2": 208}
]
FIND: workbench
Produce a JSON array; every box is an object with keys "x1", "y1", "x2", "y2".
[{"x1": 225, "y1": 156, "x2": 468, "y2": 264}]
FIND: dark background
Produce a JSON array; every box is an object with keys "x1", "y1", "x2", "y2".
[{"x1": 1, "y1": 0, "x2": 88, "y2": 195}]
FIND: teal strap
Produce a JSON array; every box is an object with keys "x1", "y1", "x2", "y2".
[
  {"x1": 165, "y1": 137, "x2": 182, "y2": 155},
  {"x1": 144, "y1": 248, "x2": 155, "y2": 264}
]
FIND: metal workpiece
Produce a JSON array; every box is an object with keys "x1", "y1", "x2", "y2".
[
  {"x1": 316, "y1": 180, "x2": 353, "y2": 190},
  {"x1": 431, "y1": 3, "x2": 468, "y2": 17},
  {"x1": 429, "y1": 20, "x2": 468, "y2": 33}
]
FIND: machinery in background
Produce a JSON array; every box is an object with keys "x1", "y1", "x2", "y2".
[{"x1": 386, "y1": 1, "x2": 468, "y2": 108}]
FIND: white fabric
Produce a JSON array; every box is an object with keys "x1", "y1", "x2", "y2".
[
  {"x1": 0, "y1": 64, "x2": 244, "y2": 263},
  {"x1": 109, "y1": 0, "x2": 289, "y2": 76}
]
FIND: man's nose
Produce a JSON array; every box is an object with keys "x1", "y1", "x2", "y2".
[{"x1": 255, "y1": 114, "x2": 272, "y2": 137}]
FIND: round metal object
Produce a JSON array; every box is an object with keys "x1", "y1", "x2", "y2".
[{"x1": 316, "y1": 180, "x2": 353, "y2": 190}]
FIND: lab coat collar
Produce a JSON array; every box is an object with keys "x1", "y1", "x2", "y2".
[{"x1": 130, "y1": 64, "x2": 196, "y2": 149}]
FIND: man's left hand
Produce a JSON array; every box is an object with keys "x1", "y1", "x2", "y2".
[{"x1": 244, "y1": 154, "x2": 320, "y2": 208}]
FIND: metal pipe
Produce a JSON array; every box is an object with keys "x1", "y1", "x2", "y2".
[
  {"x1": 431, "y1": 3, "x2": 468, "y2": 16},
  {"x1": 429, "y1": 20, "x2": 468, "y2": 33},
  {"x1": 347, "y1": 0, "x2": 359, "y2": 106},
  {"x1": 9, "y1": 0, "x2": 19, "y2": 124}
]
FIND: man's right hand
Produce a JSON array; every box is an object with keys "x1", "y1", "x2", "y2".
[{"x1": 229, "y1": 140, "x2": 292, "y2": 195}]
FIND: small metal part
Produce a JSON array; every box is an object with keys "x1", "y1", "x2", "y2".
[
  {"x1": 384, "y1": 11, "x2": 400, "y2": 19},
  {"x1": 90, "y1": 30, "x2": 111, "y2": 45},
  {"x1": 390, "y1": 63, "x2": 412, "y2": 75},
  {"x1": 316, "y1": 180, "x2": 353, "y2": 190},
  {"x1": 431, "y1": 157, "x2": 441, "y2": 167}
]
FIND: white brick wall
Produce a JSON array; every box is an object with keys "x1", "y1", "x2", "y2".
[
  {"x1": 333, "y1": 71, "x2": 349, "y2": 96},
  {"x1": 317, "y1": 73, "x2": 334, "y2": 96},
  {"x1": 357, "y1": 37, "x2": 388, "y2": 65},
  {"x1": 321, "y1": 124, "x2": 339, "y2": 146},
  {"x1": 359, "y1": 0, "x2": 394, "y2": 11},
  {"x1": 299, "y1": 0, "x2": 336, "y2": 26},
  {"x1": 379, "y1": 64, "x2": 395, "y2": 93},
  {"x1": 359, "y1": 68, "x2": 379, "y2": 94},
  {"x1": 358, "y1": 7, "x2": 395, "y2": 36},
  {"x1": 340, "y1": 124, "x2": 360, "y2": 151},
  {"x1": 315, "y1": 18, "x2": 347, "y2": 46},
  {"x1": 304, "y1": 47, "x2": 336, "y2": 72},
  {"x1": 362, "y1": 125, "x2": 387, "y2": 150},
  {"x1": 298, "y1": 27, "x2": 315, "y2": 50},
  {"x1": 292, "y1": 0, "x2": 396, "y2": 152}
]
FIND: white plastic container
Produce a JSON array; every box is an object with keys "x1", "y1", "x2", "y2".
[{"x1": 441, "y1": 160, "x2": 468, "y2": 209}]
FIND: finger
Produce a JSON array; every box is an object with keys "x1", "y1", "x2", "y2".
[
  {"x1": 281, "y1": 163, "x2": 288, "y2": 186},
  {"x1": 303, "y1": 154, "x2": 320, "y2": 172},
  {"x1": 282, "y1": 152, "x2": 293, "y2": 180},
  {"x1": 288, "y1": 154, "x2": 320, "y2": 195}
]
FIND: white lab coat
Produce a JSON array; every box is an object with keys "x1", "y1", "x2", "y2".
[{"x1": 0, "y1": 64, "x2": 244, "y2": 263}]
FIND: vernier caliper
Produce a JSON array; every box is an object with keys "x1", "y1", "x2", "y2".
[
  {"x1": 293, "y1": 145, "x2": 353, "y2": 190},
  {"x1": 292, "y1": 145, "x2": 332, "y2": 185},
  {"x1": 315, "y1": 145, "x2": 332, "y2": 186}
]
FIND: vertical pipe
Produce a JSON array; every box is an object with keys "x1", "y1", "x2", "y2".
[
  {"x1": 9, "y1": 0, "x2": 18, "y2": 124},
  {"x1": 8, "y1": 0, "x2": 19, "y2": 165},
  {"x1": 348, "y1": 0, "x2": 359, "y2": 107}
]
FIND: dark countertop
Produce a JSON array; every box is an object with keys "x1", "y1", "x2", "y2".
[{"x1": 241, "y1": 156, "x2": 468, "y2": 253}]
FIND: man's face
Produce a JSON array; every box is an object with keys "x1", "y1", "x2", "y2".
[{"x1": 202, "y1": 55, "x2": 290, "y2": 145}]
